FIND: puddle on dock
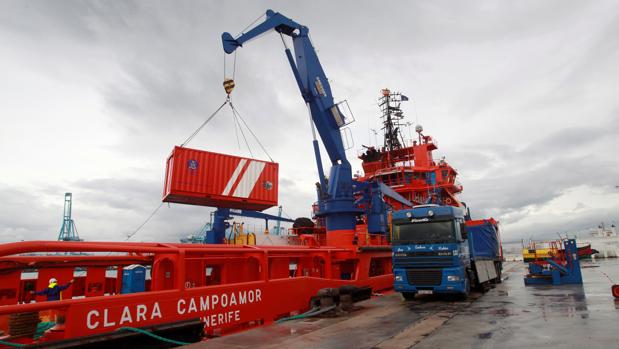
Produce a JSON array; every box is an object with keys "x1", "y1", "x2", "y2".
[
  {"x1": 477, "y1": 331, "x2": 493, "y2": 339},
  {"x1": 412, "y1": 259, "x2": 619, "y2": 349},
  {"x1": 185, "y1": 260, "x2": 619, "y2": 349}
]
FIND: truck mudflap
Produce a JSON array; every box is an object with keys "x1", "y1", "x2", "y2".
[{"x1": 474, "y1": 260, "x2": 498, "y2": 283}]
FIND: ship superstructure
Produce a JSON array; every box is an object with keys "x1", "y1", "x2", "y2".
[{"x1": 358, "y1": 89, "x2": 463, "y2": 208}]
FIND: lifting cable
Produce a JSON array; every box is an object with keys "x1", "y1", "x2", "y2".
[
  {"x1": 125, "y1": 202, "x2": 164, "y2": 241},
  {"x1": 231, "y1": 104, "x2": 242, "y2": 149},
  {"x1": 223, "y1": 50, "x2": 237, "y2": 82},
  {"x1": 180, "y1": 99, "x2": 229, "y2": 148},
  {"x1": 235, "y1": 12, "x2": 267, "y2": 38},
  {"x1": 231, "y1": 107, "x2": 254, "y2": 158},
  {"x1": 125, "y1": 19, "x2": 276, "y2": 241},
  {"x1": 125, "y1": 100, "x2": 274, "y2": 242},
  {"x1": 229, "y1": 101, "x2": 274, "y2": 162},
  {"x1": 178, "y1": 97, "x2": 272, "y2": 162}
]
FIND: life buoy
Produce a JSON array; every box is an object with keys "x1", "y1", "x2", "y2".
[{"x1": 445, "y1": 198, "x2": 452, "y2": 205}]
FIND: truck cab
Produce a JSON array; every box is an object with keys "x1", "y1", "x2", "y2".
[{"x1": 391, "y1": 205, "x2": 502, "y2": 299}]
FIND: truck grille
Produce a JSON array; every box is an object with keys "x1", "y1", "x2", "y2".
[
  {"x1": 407, "y1": 269, "x2": 442, "y2": 286},
  {"x1": 394, "y1": 256, "x2": 453, "y2": 268}
]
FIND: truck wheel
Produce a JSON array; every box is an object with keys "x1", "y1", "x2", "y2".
[
  {"x1": 458, "y1": 275, "x2": 471, "y2": 300},
  {"x1": 495, "y1": 262, "x2": 503, "y2": 284},
  {"x1": 468, "y1": 269, "x2": 481, "y2": 292},
  {"x1": 401, "y1": 292, "x2": 416, "y2": 301}
]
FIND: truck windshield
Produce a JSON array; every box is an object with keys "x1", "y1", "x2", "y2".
[{"x1": 393, "y1": 221, "x2": 456, "y2": 244}]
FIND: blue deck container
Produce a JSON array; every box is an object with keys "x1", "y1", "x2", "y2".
[{"x1": 121, "y1": 264, "x2": 146, "y2": 294}]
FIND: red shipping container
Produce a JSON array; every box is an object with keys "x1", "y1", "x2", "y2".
[{"x1": 163, "y1": 146, "x2": 278, "y2": 211}]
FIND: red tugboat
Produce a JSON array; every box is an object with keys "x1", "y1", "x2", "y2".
[{"x1": 0, "y1": 10, "x2": 470, "y2": 348}]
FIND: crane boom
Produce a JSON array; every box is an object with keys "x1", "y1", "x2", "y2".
[
  {"x1": 222, "y1": 10, "x2": 360, "y2": 239},
  {"x1": 222, "y1": 10, "x2": 348, "y2": 165}
]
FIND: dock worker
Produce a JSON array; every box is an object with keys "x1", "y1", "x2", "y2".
[{"x1": 31, "y1": 278, "x2": 74, "y2": 301}]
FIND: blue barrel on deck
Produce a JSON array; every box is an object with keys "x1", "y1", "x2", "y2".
[{"x1": 121, "y1": 264, "x2": 146, "y2": 294}]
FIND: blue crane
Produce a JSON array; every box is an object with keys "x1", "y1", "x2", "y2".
[
  {"x1": 222, "y1": 10, "x2": 413, "y2": 243},
  {"x1": 222, "y1": 10, "x2": 361, "y2": 239}
]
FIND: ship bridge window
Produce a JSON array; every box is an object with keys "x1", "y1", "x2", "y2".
[
  {"x1": 380, "y1": 174, "x2": 401, "y2": 185},
  {"x1": 404, "y1": 173, "x2": 412, "y2": 184},
  {"x1": 441, "y1": 170, "x2": 448, "y2": 178}
]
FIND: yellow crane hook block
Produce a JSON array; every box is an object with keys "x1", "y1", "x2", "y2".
[{"x1": 223, "y1": 78, "x2": 235, "y2": 95}]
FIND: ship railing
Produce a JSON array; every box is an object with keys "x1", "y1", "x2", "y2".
[
  {"x1": 285, "y1": 229, "x2": 389, "y2": 247},
  {"x1": 356, "y1": 233, "x2": 390, "y2": 246},
  {"x1": 1, "y1": 240, "x2": 375, "y2": 343}
]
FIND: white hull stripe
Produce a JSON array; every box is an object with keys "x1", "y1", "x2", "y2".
[
  {"x1": 222, "y1": 159, "x2": 247, "y2": 196},
  {"x1": 233, "y1": 161, "x2": 266, "y2": 198}
]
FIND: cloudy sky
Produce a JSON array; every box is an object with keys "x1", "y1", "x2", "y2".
[{"x1": 1, "y1": 1, "x2": 618, "y2": 243}]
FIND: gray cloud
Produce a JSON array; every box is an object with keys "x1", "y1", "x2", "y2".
[
  {"x1": 1, "y1": 1, "x2": 618, "y2": 243},
  {"x1": 0, "y1": 184, "x2": 58, "y2": 241}
]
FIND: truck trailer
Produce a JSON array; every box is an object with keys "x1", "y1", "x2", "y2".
[{"x1": 391, "y1": 205, "x2": 502, "y2": 299}]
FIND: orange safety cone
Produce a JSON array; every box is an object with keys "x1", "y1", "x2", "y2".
[{"x1": 612, "y1": 285, "x2": 619, "y2": 299}]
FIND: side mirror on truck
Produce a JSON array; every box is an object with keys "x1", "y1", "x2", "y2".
[{"x1": 460, "y1": 223, "x2": 468, "y2": 240}]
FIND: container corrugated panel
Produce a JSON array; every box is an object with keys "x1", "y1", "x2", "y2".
[{"x1": 163, "y1": 146, "x2": 278, "y2": 211}]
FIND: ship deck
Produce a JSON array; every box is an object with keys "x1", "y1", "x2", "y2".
[{"x1": 184, "y1": 259, "x2": 619, "y2": 348}]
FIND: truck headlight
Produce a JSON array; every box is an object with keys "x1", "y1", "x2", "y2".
[
  {"x1": 447, "y1": 275, "x2": 461, "y2": 282},
  {"x1": 395, "y1": 275, "x2": 403, "y2": 282}
]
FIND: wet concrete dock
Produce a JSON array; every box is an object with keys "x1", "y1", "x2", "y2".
[{"x1": 185, "y1": 259, "x2": 619, "y2": 348}]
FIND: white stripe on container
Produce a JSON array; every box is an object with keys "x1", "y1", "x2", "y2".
[
  {"x1": 233, "y1": 161, "x2": 266, "y2": 198},
  {"x1": 222, "y1": 159, "x2": 247, "y2": 196}
]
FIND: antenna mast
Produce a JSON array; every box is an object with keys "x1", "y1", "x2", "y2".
[{"x1": 379, "y1": 89, "x2": 407, "y2": 153}]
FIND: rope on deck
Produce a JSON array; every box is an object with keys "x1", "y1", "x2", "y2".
[
  {"x1": 116, "y1": 327, "x2": 190, "y2": 346},
  {"x1": 0, "y1": 339, "x2": 25, "y2": 348},
  {"x1": 276, "y1": 305, "x2": 337, "y2": 323}
]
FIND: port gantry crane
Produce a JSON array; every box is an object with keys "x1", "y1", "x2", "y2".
[
  {"x1": 58, "y1": 192, "x2": 81, "y2": 241},
  {"x1": 222, "y1": 9, "x2": 411, "y2": 245}
]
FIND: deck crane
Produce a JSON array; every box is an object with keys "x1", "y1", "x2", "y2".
[
  {"x1": 223, "y1": 10, "x2": 412, "y2": 245},
  {"x1": 205, "y1": 207, "x2": 294, "y2": 243}
]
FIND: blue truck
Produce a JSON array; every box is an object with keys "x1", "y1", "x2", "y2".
[{"x1": 391, "y1": 205, "x2": 502, "y2": 299}]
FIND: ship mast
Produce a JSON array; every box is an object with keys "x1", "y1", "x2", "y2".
[{"x1": 379, "y1": 89, "x2": 407, "y2": 163}]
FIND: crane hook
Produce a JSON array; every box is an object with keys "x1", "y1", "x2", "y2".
[{"x1": 223, "y1": 78, "x2": 235, "y2": 96}]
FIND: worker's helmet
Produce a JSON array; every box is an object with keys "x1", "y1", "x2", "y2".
[{"x1": 49, "y1": 278, "x2": 57, "y2": 284}]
